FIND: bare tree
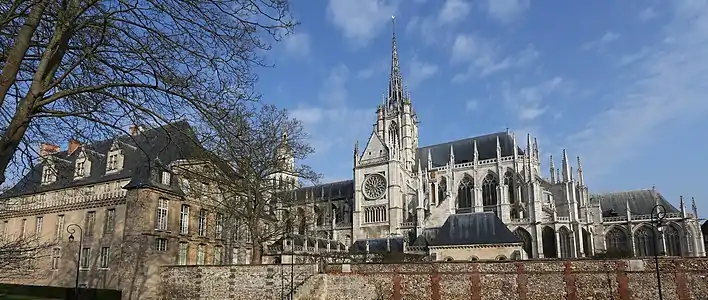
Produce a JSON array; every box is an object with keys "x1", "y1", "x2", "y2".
[
  {"x1": 0, "y1": 0, "x2": 296, "y2": 186},
  {"x1": 179, "y1": 103, "x2": 320, "y2": 264},
  {"x1": 0, "y1": 231, "x2": 56, "y2": 282}
]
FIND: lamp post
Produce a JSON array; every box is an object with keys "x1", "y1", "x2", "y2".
[
  {"x1": 651, "y1": 204, "x2": 667, "y2": 300},
  {"x1": 67, "y1": 224, "x2": 84, "y2": 300}
]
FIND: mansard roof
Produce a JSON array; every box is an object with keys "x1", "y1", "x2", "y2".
[
  {"x1": 416, "y1": 131, "x2": 525, "y2": 168},
  {"x1": 592, "y1": 189, "x2": 680, "y2": 217},
  {"x1": 285, "y1": 180, "x2": 354, "y2": 203},
  {"x1": 429, "y1": 212, "x2": 520, "y2": 246},
  {"x1": 1, "y1": 121, "x2": 206, "y2": 198}
]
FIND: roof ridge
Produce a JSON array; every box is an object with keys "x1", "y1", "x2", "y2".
[{"x1": 418, "y1": 131, "x2": 509, "y2": 150}]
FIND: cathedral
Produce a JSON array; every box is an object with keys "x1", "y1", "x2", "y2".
[{"x1": 277, "y1": 24, "x2": 706, "y2": 261}]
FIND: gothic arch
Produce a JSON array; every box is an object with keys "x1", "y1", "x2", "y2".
[
  {"x1": 582, "y1": 228, "x2": 592, "y2": 257},
  {"x1": 634, "y1": 225, "x2": 657, "y2": 257},
  {"x1": 438, "y1": 176, "x2": 448, "y2": 203},
  {"x1": 314, "y1": 206, "x2": 324, "y2": 226},
  {"x1": 558, "y1": 226, "x2": 573, "y2": 258},
  {"x1": 663, "y1": 223, "x2": 682, "y2": 256},
  {"x1": 542, "y1": 226, "x2": 557, "y2": 258},
  {"x1": 514, "y1": 227, "x2": 533, "y2": 258},
  {"x1": 456, "y1": 174, "x2": 474, "y2": 212},
  {"x1": 388, "y1": 122, "x2": 400, "y2": 149},
  {"x1": 297, "y1": 207, "x2": 306, "y2": 234},
  {"x1": 605, "y1": 226, "x2": 630, "y2": 257},
  {"x1": 481, "y1": 173, "x2": 499, "y2": 214},
  {"x1": 332, "y1": 203, "x2": 342, "y2": 224}
]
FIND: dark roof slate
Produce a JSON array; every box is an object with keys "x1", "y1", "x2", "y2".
[
  {"x1": 1, "y1": 121, "x2": 206, "y2": 198},
  {"x1": 430, "y1": 212, "x2": 520, "y2": 246},
  {"x1": 416, "y1": 131, "x2": 524, "y2": 168},
  {"x1": 284, "y1": 180, "x2": 354, "y2": 203},
  {"x1": 350, "y1": 237, "x2": 405, "y2": 254},
  {"x1": 591, "y1": 189, "x2": 679, "y2": 217}
]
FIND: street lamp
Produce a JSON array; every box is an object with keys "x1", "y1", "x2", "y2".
[
  {"x1": 67, "y1": 224, "x2": 84, "y2": 300},
  {"x1": 651, "y1": 204, "x2": 667, "y2": 300}
]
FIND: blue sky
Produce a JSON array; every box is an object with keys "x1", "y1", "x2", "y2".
[{"x1": 255, "y1": 0, "x2": 708, "y2": 215}]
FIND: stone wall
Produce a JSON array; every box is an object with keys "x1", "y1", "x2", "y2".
[
  {"x1": 160, "y1": 264, "x2": 317, "y2": 300},
  {"x1": 324, "y1": 258, "x2": 708, "y2": 300}
]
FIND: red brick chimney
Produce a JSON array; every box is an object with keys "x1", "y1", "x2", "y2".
[
  {"x1": 39, "y1": 143, "x2": 60, "y2": 157},
  {"x1": 129, "y1": 125, "x2": 144, "y2": 136},
  {"x1": 68, "y1": 139, "x2": 81, "y2": 155}
]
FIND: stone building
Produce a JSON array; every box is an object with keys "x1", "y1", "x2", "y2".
[
  {"x1": 0, "y1": 121, "x2": 235, "y2": 298},
  {"x1": 279, "y1": 21, "x2": 706, "y2": 261}
]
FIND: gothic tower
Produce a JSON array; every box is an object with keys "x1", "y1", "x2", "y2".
[{"x1": 353, "y1": 17, "x2": 420, "y2": 240}]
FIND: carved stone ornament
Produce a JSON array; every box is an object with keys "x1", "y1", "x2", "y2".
[{"x1": 363, "y1": 173, "x2": 387, "y2": 200}]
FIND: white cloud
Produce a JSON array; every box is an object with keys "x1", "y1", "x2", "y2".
[
  {"x1": 291, "y1": 65, "x2": 373, "y2": 157},
  {"x1": 283, "y1": 32, "x2": 311, "y2": 57},
  {"x1": 438, "y1": 0, "x2": 472, "y2": 24},
  {"x1": 451, "y1": 35, "x2": 539, "y2": 82},
  {"x1": 502, "y1": 76, "x2": 564, "y2": 122},
  {"x1": 408, "y1": 56, "x2": 439, "y2": 87},
  {"x1": 638, "y1": 7, "x2": 658, "y2": 22},
  {"x1": 482, "y1": 0, "x2": 530, "y2": 24},
  {"x1": 327, "y1": 0, "x2": 399, "y2": 46},
  {"x1": 568, "y1": 0, "x2": 708, "y2": 177},
  {"x1": 580, "y1": 31, "x2": 620, "y2": 52}
]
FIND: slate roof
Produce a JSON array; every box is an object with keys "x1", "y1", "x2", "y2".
[
  {"x1": 701, "y1": 221, "x2": 708, "y2": 236},
  {"x1": 416, "y1": 131, "x2": 525, "y2": 169},
  {"x1": 284, "y1": 180, "x2": 354, "y2": 203},
  {"x1": 591, "y1": 189, "x2": 679, "y2": 217},
  {"x1": 350, "y1": 237, "x2": 405, "y2": 254},
  {"x1": 1, "y1": 121, "x2": 207, "y2": 198},
  {"x1": 428, "y1": 212, "x2": 520, "y2": 246}
]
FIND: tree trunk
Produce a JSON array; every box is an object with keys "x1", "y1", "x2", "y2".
[{"x1": 250, "y1": 242, "x2": 263, "y2": 265}]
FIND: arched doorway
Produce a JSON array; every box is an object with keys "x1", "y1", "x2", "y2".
[
  {"x1": 542, "y1": 226, "x2": 557, "y2": 258},
  {"x1": 514, "y1": 227, "x2": 533, "y2": 258},
  {"x1": 558, "y1": 226, "x2": 572, "y2": 258}
]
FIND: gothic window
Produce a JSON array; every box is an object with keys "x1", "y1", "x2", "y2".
[
  {"x1": 456, "y1": 175, "x2": 474, "y2": 213},
  {"x1": 664, "y1": 224, "x2": 682, "y2": 256},
  {"x1": 634, "y1": 226, "x2": 657, "y2": 257},
  {"x1": 504, "y1": 171, "x2": 517, "y2": 204},
  {"x1": 558, "y1": 226, "x2": 573, "y2": 258},
  {"x1": 297, "y1": 207, "x2": 306, "y2": 234},
  {"x1": 315, "y1": 206, "x2": 324, "y2": 226},
  {"x1": 606, "y1": 227, "x2": 629, "y2": 256},
  {"x1": 332, "y1": 204, "x2": 342, "y2": 225},
  {"x1": 514, "y1": 228, "x2": 533, "y2": 258},
  {"x1": 364, "y1": 205, "x2": 387, "y2": 223},
  {"x1": 388, "y1": 122, "x2": 399, "y2": 149},
  {"x1": 430, "y1": 182, "x2": 437, "y2": 205},
  {"x1": 687, "y1": 228, "x2": 695, "y2": 256},
  {"x1": 482, "y1": 174, "x2": 498, "y2": 214},
  {"x1": 437, "y1": 177, "x2": 447, "y2": 203}
]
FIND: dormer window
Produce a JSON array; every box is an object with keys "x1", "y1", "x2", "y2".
[
  {"x1": 74, "y1": 151, "x2": 91, "y2": 179},
  {"x1": 161, "y1": 172, "x2": 171, "y2": 185},
  {"x1": 76, "y1": 161, "x2": 85, "y2": 176},
  {"x1": 41, "y1": 163, "x2": 56, "y2": 184},
  {"x1": 105, "y1": 140, "x2": 124, "y2": 173}
]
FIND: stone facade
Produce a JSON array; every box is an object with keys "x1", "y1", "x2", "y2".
[{"x1": 160, "y1": 258, "x2": 708, "y2": 300}]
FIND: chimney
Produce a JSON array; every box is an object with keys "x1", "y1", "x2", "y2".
[
  {"x1": 68, "y1": 139, "x2": 81, "y2": 155},
  {"x1": 39, "y1": 143, "x2": 60, "y2": 157},
  {"x1": 129, "y1": 125, "x2": 144, "y2": 136}
]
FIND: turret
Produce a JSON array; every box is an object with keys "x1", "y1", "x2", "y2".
[
  {"x1": 473, "y1": 140, "x2": 479, "y2": 168},
  {"x1": 577, "y1": 156, "x2": 584, "y2": 186},
  {"x1": 561, "y1": 149, "x2": 571, "y2": 182},
  {"x1": 549, "y1": 155, "x2": 556, "y2": 183}
]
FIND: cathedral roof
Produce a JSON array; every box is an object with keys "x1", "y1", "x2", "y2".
[
  {"x1": 429, "y1": 212, "x2": 520, "y2": 246},
  {"x1": 350, "y1": 236, "x2": 405, "y2": 254},
  {"x1": 285, "y1": 180, "x2": 354, "y2": 203},
  {"x1": 591, "y1": 189, "x2": 679, "y2": 217},
  {"x1": 416, "y1": 131, "x2": 525, "y2": 168}
]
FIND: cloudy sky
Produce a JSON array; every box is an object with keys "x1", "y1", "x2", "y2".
[{"x1": 256, "y1": 0, "x2": 708, "y2": 214}]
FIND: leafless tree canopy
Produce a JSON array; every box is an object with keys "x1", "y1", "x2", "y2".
[
  {"x1": 0, "y1": 0, "x2": 296, "y2": 186},
  {"x1": 183, "y1": 103, "x2": 321, "y2": 264},
  {"x1": 0, "y1": 232, "x2": 55, "y2": 281}
]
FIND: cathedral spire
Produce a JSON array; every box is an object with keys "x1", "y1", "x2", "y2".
[{"x1": 387, "y1": 16, "x2": 405, "y2": 111}]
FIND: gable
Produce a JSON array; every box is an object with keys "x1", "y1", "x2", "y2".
[{"x1": 359, "y1": 131, "x2": 388, "y2": 161}]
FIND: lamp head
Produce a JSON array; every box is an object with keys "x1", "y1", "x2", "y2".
[{"x1": 68, "y1": 234, "x2": 74, "y2": 242}]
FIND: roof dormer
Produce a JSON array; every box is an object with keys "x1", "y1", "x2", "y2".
[
  {"x1": 41, "y1": 158, "x2": 57, "y2": 185},
  {"x1": 106, "y1": 139, "x2": 124, "y2": 173},
  {"x1": 74, "y1": 149, "x2": 92, "y2": 179}
]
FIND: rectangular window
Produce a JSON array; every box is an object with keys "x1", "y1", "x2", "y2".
[
  {"x1": 155, "y1": 238, "x2": 168, "y2": 252},
  {"x1": 107, "y1": 154, "x2": 118, "y2": 170},
  {"x1": 363, "y1": 205, "x2": 388, "y2": 223},
  {"x1": 75, "y1": 161, "x2": 85, "y2": 177},
  {"x1": 198, "y1": 210, "x2": 207, "y2": 236},
  {"x1": 51, "y1": 248, "x2": 61, "y2": 270},
  {"x1": 99, "y1": 247, "x2": 110, "y2": 269},
  {"x1": 213, "y1": 246, "x2": 222, "y2": 265},
  {"x1": 42, "y1": 167, "x2": 53, "y2": 183},
  {"x1": 35, "y1": 216, "x2": 43, "y2": 235},
  {"x1": 161, "y1": 172, "x2": 171, "y2": 185},
  {"x1": 179, "y1": 205, "x2": 190, "y2": 234},
  {"x1": 55, "y1": 215, "x2": 64, "y2": 239},
  {"x1": 80, "y1": 248, "x2": 91, "y2": 269},
  {"x1": 215, "y1": 213, "x2": 223, "y2": 239},
  {"x1": 104, "y1": 209, "x2": 116, "y2": 234},
  {"x1": 85, "y1": 211, "x2": 95, "y2": 236},
  {"x1": 178, "y1": 242, "x2": 188, "y2": 265},
  {"x1": 156, "y1": 198, "x2": 169, "y2": 230},
  {"x1": 196, "y1": 244, "x2": 205, "y2": 265},
  {"x1": 20, "y1": 219, "x2": 26, "y2": 238}
]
